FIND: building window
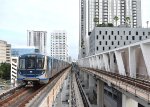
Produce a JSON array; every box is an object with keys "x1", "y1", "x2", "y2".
[
  {"x1": 99, "y1": 41, "x2": 101, "y2": 45},
  {"x1": 99, "y1": 31, "x2": 101, "y2": 35},
  {"x1": 103, "y1": 35, "x2": 105, "y2": 40},
  {"x1": 111, "y1": 31, "x2": 114, "y2": 35},
  {"x1": 112, "y1": 41, "x2": 114, "y2": 45},
  {"x1": 126, "y1": 36, "x2": 128, "y2": 40},
  {"x1": 148, "y1": 32, "x2": 150, "y2": 35},
  {"x1": 139, "y1": 36, "x2": 142, "y2": 40},
  {"x1": 143, "y1": 32, "x2": 145, "y2": 35},
  {"x1": 129, "y1": 31, "x2": 131, "y2": 35},
  {"x1": 121, "y1": 36, "x2": 123, "y2": 40},
  {"x1": 105, "y1": 41, "x2": 107, "y2": 45},
  {"x1": 109, "y1": 35, "x2": 111, "y2": 40},
  {"x1": 103, "y1": 47, "x2": 105, "y2": 51},
  {"x1": 136, "y1": 31, "x2": 138, "y2": 35},
  {"x1": 124, "y1": 42, "x2": 126, "y2": 45},
  {"x1": 97, "y1": 47, "x2": 99, "y2": 51},
  {"x1": 146, "y1": 36, "x2": 148, "y2": 38},
  {"x1": 115, "y1": 36, "x2": 116, "y2": 40},
  {"x1": 123, "y1": 31, "x2": 125, "y2": 35},
  {"x1": 118, "y1": 41, "x2": 120, "y2": 45},
  {"x1": 132, "y1": 36, "x2": 135, "y2": 40},
  {"x1": 118, "y1": 31, "x2": 119, "y2": 35},
  {"x1": 109, "y1": 47, "x2": 111, "y2": 50},
  {"x1": 105, "y1": 31, "x2": 107, "y2": 35},
  {"x1": 97, "y1": 35, "x2": 98, "y2": 39}
]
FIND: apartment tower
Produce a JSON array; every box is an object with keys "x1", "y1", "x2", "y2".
[
  {"x1": 27, "y1": 30, "x2": 47, "y2": 54},
  {"x1": 79, "y1": 0, "x2": 142, "y2": 58},
  {"x1": 50, "y1": 31, "x2": 68, "y2": 61},
  {"x1": 0, "y1": 40, "x2": 11, "y2": 63}
]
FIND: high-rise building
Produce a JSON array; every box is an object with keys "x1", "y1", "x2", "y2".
[
  {"x1": 79, "y1": 0, "x2": 142, "y2": 58},
  {"x1": 0, "y1": 40, "x2": 11, "y2": 63},
  {"x1": 27, "y1": 30, "x2": 47, "y2": 54},
  {"x1": 89, "y1": 27, "x2": 150, "y2": 55},
  {"x1": 50, "y1": 31, "x2": 68, "y2": 61},
  {"x1": 98, "y1": 0, "x2": 142, "y2": 28}
]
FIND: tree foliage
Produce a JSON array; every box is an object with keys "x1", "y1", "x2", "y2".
[
  {"x1": 114, "y1": 16, "x2": 119, "y2": 26},
  {"x1": 96, "y1": 23, "x2": 114, "y2": 27},
  {"x1": 0, "y1": 63, "x2": 11, "y2": 80}
]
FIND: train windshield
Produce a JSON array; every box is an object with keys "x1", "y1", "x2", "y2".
[
  {"x1": 27, "y1": 57, "x2": 36, "y2": 69},
  {"x1": 37, "y1": 57, "x2": 44, "y2": 69},
  {"x1": 19, "y1": 58, "x2": 25, "y2": 69},
  {"x1": 19, "y1": 55, "x2": 45, "y2": 69}
]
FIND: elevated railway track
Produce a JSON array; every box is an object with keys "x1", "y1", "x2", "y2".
[
  {"x1": 81, "y1": 67, "x2": 150, "y2": 107},
  {"x1": 0, "y1": 67, "x2": 71, "y2": 107}
]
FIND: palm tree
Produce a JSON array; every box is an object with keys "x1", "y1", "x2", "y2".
[
  {"x1": 125, "y1": 17, "x2": 130, "y2": 26},
  {"x1": 113, "y1": 16, "x2": 119, "y2": 26}
]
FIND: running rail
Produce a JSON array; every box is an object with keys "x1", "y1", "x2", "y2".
[
  {"x1": 81, "y1": 67, "x2": 150, "y2": 107},
  {"x1": 75, "y1": 72, "x2": 92, "y2": 107}
]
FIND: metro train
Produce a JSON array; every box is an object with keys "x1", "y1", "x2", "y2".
[{"x1": 17, "y1": 53, "x2": 70, "y2": 85}]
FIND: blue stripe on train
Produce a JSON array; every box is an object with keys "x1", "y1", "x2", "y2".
[{"x1": 17, "y1": 78, "x2": 49, "y2": 80}]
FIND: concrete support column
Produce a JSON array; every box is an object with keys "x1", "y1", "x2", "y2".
[
  {"x1": 88, "y1": 75, "x2": 96, "y2": 102},
  {"x1": 141, "y1": 44, "x2": 150, "y2": 76},
  {"x1": 97, "y1": 79, "x2": 104, "y2": 107},
  {"x1": 83, "y1": 72, "x2": 88, "y2": 88},
  {"x1": 115, "y1": 51, "x2": 126, "y2": 75},
  {"x1": 129, "y1": 47, "x2": 136, "y2": 78},
  {"x1": 89, "y1": 74, "x2": 95, "y2": 88},
  {"x1": 122, "y1": 94, "x2": 138, "y2": 107},
  {"x1": 110, "y1": 52, "x2": 116, "y2": 73},
  {"x1": 103, "y1": 54, "x2": 110, "y2": 72}
]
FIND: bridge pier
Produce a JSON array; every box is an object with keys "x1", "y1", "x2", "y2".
[
  {"x1": 88, "y1": 74, "x2": 96, "y2": 103},
  {"x1": 97, "y1": 79, "x2": 104, "y2": 107},
  {"x1": 83, "y1": 71, "x2": 89, "y2": 88},
  {"x1": 122, "y1": 94, "x2": 138, "y2": 107}
]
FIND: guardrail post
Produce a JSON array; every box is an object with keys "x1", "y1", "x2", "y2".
[
  {"x1": 148, "y1": 86, "x2": 150, "y2": 104},
  {"x1": 134, "y1": 79, "x2": 137, "y2": 97}
]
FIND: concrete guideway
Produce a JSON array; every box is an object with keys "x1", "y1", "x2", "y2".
[
  {"x1": 26, "y1": 67, "x2": 71, "y2": 107},
  {"x1": 82, "y1": 68, "x2": 150, "y2": 107}
]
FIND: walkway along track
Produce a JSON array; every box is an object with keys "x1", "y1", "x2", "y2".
[
  {"x1": 75, "y1": 72, "x2": 92, "y2": 107},
  {"x1": 0, "y1": 66, "x2": 71, "y2": 107},
  {"x1": 81, "y1": 67, "x2": 150, "y2": 107},
  {"x1": 71, "y1": 64, "x2": 92, "y2": 107}
]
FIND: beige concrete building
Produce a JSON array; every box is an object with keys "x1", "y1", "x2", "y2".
[{"x1": 0, "y1": 40, "x2": 11, "y2": 63}]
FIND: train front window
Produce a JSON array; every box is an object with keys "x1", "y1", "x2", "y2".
[
  {"x1": 27, "y1": 57, "x2": 36, "y2": 69},
  {"x1": 37, "y1": 58, "x2": 44, "y2": 69},
  {"x1": 19, "y1": 59, "x2": 25, "y2": 69}
]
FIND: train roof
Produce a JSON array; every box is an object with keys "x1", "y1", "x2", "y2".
[
  {"x1": 19, "y1": 53, "x2": 44, "y2": 57},
  {"x1": 18, "y1": 53, "x2": 64, "y2": 61}
]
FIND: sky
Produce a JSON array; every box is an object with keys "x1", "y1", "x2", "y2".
[{"x1": 0, "y1": 0, "x2": 150, "y2": 60}]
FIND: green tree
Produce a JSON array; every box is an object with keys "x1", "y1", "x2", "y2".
[
  {"x1": 125, "y1": 17, "x2": 130, "y2": 25},
  {"x1": 0, "y1": 63, "x2": 11, "y2": 80},
  {"x1": 113, "y1": 16, "x2": 119, "y2": 26}
]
